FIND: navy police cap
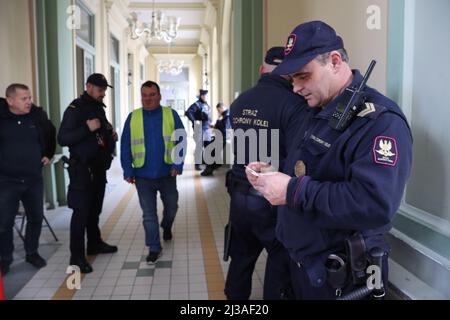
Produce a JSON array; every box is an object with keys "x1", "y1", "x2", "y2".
[
  {"x1": 86, "y1": 73, "x2": 113, "y2": 88},
  {"x1": 264, "y1": 46, "x2": 285, "y2": 66},
  {"x1": 273, "y1": 21, "x2": 344, "y2": 75}
]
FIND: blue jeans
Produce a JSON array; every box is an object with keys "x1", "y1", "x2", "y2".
[
  {"x1": 0, "y1": 177, "x2": 44, "y2": 264},
  {"x1": 135, "y1": 176, "x2": 179, "y2": 252}
]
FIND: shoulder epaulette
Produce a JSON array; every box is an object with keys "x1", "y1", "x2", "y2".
[
  {"x1": 357, "y1": 102, "x2": 387, "y2": 119},
  {"x1": 357, "y1": 102, "x2": 376, "y2": 117},
  {"x1": 69, "y1": 98, "x2": 83, "y2": 109}
]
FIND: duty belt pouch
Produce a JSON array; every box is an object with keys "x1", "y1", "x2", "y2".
[
  {"x1": 325, "y1": 253, "x2": 348, "y2": 289},
  {"x1": 345, "y1": 233, "x2": 367, "y2": 285},
  {"x1": 225, "y1": 170, "x2": 234, "y2": 195}
]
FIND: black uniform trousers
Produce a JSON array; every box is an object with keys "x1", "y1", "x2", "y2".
[
  {"x1": 224, "y1": 188, "x2": 291, "y2": 300},
  {"x1": 67, "y1": 162, "x2": 106, "y2": 261}
]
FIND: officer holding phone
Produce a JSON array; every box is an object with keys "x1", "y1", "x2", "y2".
[{"x1": 246, "y1": 21, "x2": 413, "y2": 299}]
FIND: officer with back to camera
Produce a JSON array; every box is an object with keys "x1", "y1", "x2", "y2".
[
  {"x1": 58, "y1": 73, "x2": 118, "y2": 273},
  {"x1": 225, "y1": 47, "x2": 308, "y2": 300}
]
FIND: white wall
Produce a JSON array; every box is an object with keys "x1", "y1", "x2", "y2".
[
  {"x1": 188, "y1": 55, "x2": 203, "y2": 106},
  {"x1": 0, "y1": 0, "x2": 34, "y2": 96},
  {"x1": 220, "y1": 0, "x2": 232, "y2": 107},
  {"x1": 211, "y1": 26, "x2": 220, "y2": 120},
  {"x1": 265, "y1": 0, "x2": 388, "y2": 93}
]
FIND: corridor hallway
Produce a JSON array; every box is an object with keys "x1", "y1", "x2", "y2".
[{"x1": 2, "y1": 158, "x2": 268, "y2": 300}]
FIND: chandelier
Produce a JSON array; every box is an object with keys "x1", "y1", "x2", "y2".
[
  {"x1": 157, "y1": 60, "x2": 184, "y2": 76},
  {"x1": 127, "y1": 3, "x2": 181, "y2": 45}
]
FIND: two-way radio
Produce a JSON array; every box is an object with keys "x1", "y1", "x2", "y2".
[{"x1": 329, "y1": 60, "x2": 376, "y2": 131}]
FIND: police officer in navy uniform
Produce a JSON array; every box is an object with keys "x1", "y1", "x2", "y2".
[
  {"x1": 185, "y1": 89, "x2": 212, "y2": 170},
  {"x1": 58, "y1": 73, "x2": 118, "y2": 273},
  {"x1": 200, "y1": 102, "x2": 230, "y2": 176},
  {"x1": 224, "y1": 47, "x2": 307, "y2": 300},
  {"x1": 246, "y1": 21, "x2": 413, "y2": 299}
]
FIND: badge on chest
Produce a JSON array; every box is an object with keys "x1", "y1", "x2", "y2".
[{"x1": 295, "y1": 160, "x2": 306, "y2": 177}]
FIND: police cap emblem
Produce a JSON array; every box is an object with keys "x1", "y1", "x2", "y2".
[{"x1": 285, "y1": 34, "x2": 297, "y2": 55}]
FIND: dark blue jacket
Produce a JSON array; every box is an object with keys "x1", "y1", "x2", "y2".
[
  {"x1": 120, "y1": 106, "x2": 186, "y2": 179},
  {"x1": 230, "y1": 74, "x2": 307, "y2": 181},
  {"x1": 58, "y1": 92, "x2": 116, "y2": 170},
  {"x1": 214, "y1": 109, "x2": 230, "y2": 140},
  {"x1": 0, "y1": 98, "x2": 56, "y2": 180},
  {"x1": 185, "y1": 99, "x2": 211, "y2": 132},
  {"x1": 277, "y1": 70, "x2": 413, "y2": 286}
]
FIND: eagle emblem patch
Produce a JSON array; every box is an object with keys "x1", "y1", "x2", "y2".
[
  {"x1": 373, "y1": 136, "x2": 398, "y2": 166},
  {"x1": 285, "y1": 34, "x2": 297, "y2": 55}
]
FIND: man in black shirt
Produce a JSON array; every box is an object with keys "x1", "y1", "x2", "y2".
[
  {"x1": 0, "y1": 83, "x2": 56, "y2": 275},
  {"x1": 58, "y1": 74, "x2": 118, "y2": 273}
]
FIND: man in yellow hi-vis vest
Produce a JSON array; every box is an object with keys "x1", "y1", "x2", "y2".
[{"x1": 121, "y1": 81, "x2": 186, "y2": 263}]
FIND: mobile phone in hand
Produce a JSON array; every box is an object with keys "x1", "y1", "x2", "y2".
[{"x1": 245, "y1": 165, "x2": 260, "y2": 177}]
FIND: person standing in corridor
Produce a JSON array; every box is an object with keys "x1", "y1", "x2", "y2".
[{"x1": 121, "y1": 81, "x2": 186, "y2": 264}]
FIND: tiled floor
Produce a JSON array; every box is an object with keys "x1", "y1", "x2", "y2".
[{"x1": 2, "y1": 144, "x2": 267, "y2": 300}]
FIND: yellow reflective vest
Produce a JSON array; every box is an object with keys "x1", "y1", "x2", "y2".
[{"x1": 130, "y1": 107, "x2": 175, "y2": 168}]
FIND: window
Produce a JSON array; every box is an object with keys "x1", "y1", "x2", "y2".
[
  {"x1": 76, "y1": 0, "x2": 94, "y2": 46},
  {"x1": 110, "y1": 36, "x2": 120, "y2": 64},
  {"x1": 140, "y1": 64, "x2": 145, "y2": 83},
  {"x1": 75, "y1": 1, "x2": 95, "y2": 96},
  {"x1": 396, "y1": 0, "x2": 450, "y2": 231}
]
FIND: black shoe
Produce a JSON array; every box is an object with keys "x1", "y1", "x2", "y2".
[
  {"x1": 200, "y1": 168, "x2": 213, "y2": 176},
  {"x1": 163, "y1": 228, "x2": 172, "y2": 241},
  {"x1": 70, "y1": 259, "x2": 93, "y2": 274},
  {"x1": 87, "y1": 241, "x2": 118, "y2": 255},
  {"x1": 25, "y1": 253, "x2": 47, "y2": 269},
  {"x1": 195, "y1": 164, "x2": 202, "y2": 171},
  {"x1": 146, "y1": 251, "x2": 161, "y2": 264},
  {"x1": 0, "y1": 262, "x2": 10, "y2": 275}
]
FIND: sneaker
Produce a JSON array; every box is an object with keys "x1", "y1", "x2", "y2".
[
  {"x1": 69, "y1": 258, "x2": 93, "y2": 274},
  {"x1": 25, "y1": 253, "x2": 47, "y2": 269},
  {"x1": 163, "y1": 228, "x2": 173, "y2": 241},
  {"x1": 146, "y1": 251, "x2": 161, "y2": 264},
  {"x1": 87, "y1": 241, "x2": 118, "y2": 255},
  {"x1": 195, "y1": 164, "x2": 203, "y2": 171}
]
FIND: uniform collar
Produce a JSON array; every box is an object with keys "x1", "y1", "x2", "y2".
[
  {"x1": 314, "y1": 70, "x2": 364, "y2": 120},
  {"x1": 258, "y1": 73, "x2": 293, "y2": 91},
  {"x1": 81, "y1": 91, "x2": 107, "y2": 108}
]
